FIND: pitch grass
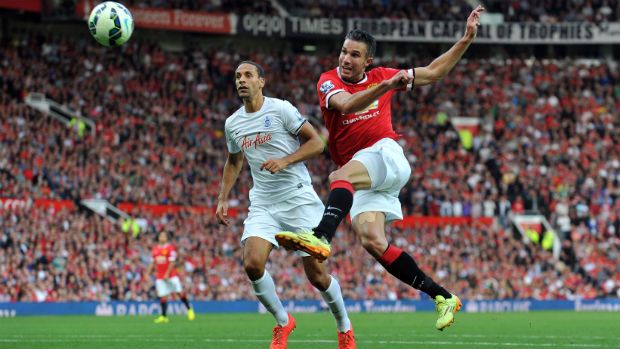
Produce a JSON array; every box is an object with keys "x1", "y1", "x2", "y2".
[{"x1": 0, "y1": 311, "x2": 618, "y2": 349}]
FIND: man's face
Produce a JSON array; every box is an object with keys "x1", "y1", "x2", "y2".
[
  {"x1": 158, "y1": 232, "x2": 167, "y2": 244},
  {"x1": 235, "y1": 63, "x2": 264, "y2": 99},
  {"x1": 338, "y1": 39, "x2": 373, "y2": 83}
]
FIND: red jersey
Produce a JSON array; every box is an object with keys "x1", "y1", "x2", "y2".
[
  {"x1": 317, "y1": 67, "x2": 410, "y2": 166},
  {"x1": 152, "y1": 243, "x2": 178, "y2": 280}
]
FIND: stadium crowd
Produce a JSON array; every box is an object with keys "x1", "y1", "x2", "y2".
[
  {"x1": 274, "y1": 0, "x2": 618, "y2": 22},
  {"x1": 113, "y1": 0, "x2": 620, "y2": 23},
  {"x1": 0, "y1": 208, "x2": 610, "y2": 302},
  {"x1": 1, "y1": 29, "x2": 619, "y2": 302}
]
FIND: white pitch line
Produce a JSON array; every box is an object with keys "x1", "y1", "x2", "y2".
[
  {"x1": 203, "y1": 339, "x2": 612, "y2": 348},
  {"x1": 3, "y1": 333, "x2": 614, "y2": 340},
  {"x1": 0, "y1": 337, "x2": 608, "y2": 348},
  {"x1": 202, "y1": 338, "x2": 610, "y2": 348}
]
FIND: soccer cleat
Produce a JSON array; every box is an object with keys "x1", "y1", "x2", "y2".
[
  {"x1": 338, "y1": 323, "x2": 356, "y2": 349},
  {"x1": 153, "y1": 315, "x2": 169, "y2": 324},
  {"x1": 434, "y1": 294, "x2": 462, "y2": 331},
  {"x1": 275, "y1": 230, "x2": 331, "y2": 261},
  {"x1": 270, "y1": 313, "x2": 296, "y2": 349},
  {"x1": 187, "y1": 308, "x2": 196, "y2": 321}
]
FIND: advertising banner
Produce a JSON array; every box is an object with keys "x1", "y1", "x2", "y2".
[
  {"x1": 2, "y1": 299, "x2": 619, "y2": 317},
  {"x1": 236, "y1": 14, "x2": 620, "y2": 44},
  {"x1": 76, "y1": 0, "x2": 232, "y2": 34},
  {"x1": 0, "y1": 0, "x2": 41, "y2": 12},
  {"x1": 235, "y1": 14, "x2": 345, "y2": 38},
  {"x1": 348, "y1": 19, "x2": 620, "y2": 44}
]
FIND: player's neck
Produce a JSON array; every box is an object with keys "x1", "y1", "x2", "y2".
[
  {"x1": 243, "y1": 95, "x2": 265, "y2": 113},
  {"x1": 342, "y1": 73, "x2": 365, "y2": 84}
]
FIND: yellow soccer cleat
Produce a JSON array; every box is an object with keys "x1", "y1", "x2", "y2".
[
  {"x1": 154, "y1": 315, "x2": 169, "y2": 324},
  {"x1": 434, "y1": 294, "x2": 462, "y2": 331},
  {"x1": 187, "y1": 308, "x2": 196, "y2": 321},
  {"x1": 275, "y1": 230, "x2": 331, "y2": 261}
]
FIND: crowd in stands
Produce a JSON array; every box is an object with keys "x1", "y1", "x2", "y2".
[
  {"x1": 1, "y1": 208, "x2": 611, "y2": 302},
  {"x1": 485, "y1": 0, "x2": 619, "y2": 22},
  {"x1": 32, "y1": 0, "x2": 619, "y2": 22},
  {"x1": 276, "y1": 0, "x2": 618, "y2": 22},
  {"x1": 123, "y1": 0, "x2": 620, "y2": 23},
  {"x1": 280, "y1": 0, "x2": 472, "y2": 20},
  {"x1": 1, "y1": 28, "x2": 619, "y2": 302}
]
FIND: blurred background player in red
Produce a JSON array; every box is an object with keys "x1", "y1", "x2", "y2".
[{"x1": 147, "y1": 231, "x2": 196, "y2": 323}]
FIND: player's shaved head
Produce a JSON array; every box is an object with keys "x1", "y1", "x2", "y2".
[{"x1": 236, "y1": 60, "x2": 265, "y2": 78}]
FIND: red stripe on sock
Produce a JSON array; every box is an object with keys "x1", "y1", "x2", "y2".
[
  {"x1": 330, "y1": 180, "x2": 354, "y2": 193},
  {"x1": 379, "y1": 245, "x2": 402, "y2": 265}
]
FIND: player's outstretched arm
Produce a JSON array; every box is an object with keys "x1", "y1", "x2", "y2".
[
  {"x1": 216, "y1": 151, "x2": 244, "y2": 226},
  {"x1": 414, "y1": 5, "x2": 484, "y2": 86},
  {"x1": 261, "y1": 122, "x2": 324, "y2": 174},
  {"x1": 329, "y1": 82, "x2": 394, "y2": 115}
]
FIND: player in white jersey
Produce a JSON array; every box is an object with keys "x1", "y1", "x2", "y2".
[{"x1": 216, "y1": 61, "x2": 356, "y2": 349}]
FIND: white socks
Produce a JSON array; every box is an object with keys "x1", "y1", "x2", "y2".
[
  {"x1": 252, "y1": 271, "x2": 350, "y2": 332},
  {"x1": 320, "y1": 276, "x2": 351, "y2": 333},
  {"x1": 251, "y1": 270, "x2": 288, "y2": 326}
]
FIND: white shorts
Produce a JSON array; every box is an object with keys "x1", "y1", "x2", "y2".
[
  {"x1": 155, "y1": 276, "x2": 183, "y2": 297},
  {"x1": 242, "y1": 186, "x2": 323, "y2": 253},
  {"x1": 350, "y1": 138, "x2": 411, "y2": 222}
]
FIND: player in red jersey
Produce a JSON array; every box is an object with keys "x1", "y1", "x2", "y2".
[
  {"x1": 277, "y1": 5, "x2": 484, "y2": 331},
  {"x1": 147, "y1": 231, "x2": 195, "y2": 323}
]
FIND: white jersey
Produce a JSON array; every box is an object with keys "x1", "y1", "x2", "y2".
[{"x1": 225, "y1": 97, "x2": 313, "y2": 206}]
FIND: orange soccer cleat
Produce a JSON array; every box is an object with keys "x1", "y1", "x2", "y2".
[
  {"x1": 338, "y1": 323, "x2": 356, "y2": 349},
  {"x1": 270, "y1": 313, "x2": 296, "y2": 349}
]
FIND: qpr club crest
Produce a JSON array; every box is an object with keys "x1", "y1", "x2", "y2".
[{"x1": 264, "y1": 115, "x2": 272, "y2": 128}]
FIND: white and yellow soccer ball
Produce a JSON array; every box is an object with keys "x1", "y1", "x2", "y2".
[{"x1": 88, "y1": 1, "x2": 134, "y2": 47}]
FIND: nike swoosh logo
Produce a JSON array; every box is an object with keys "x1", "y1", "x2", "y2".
[{"x1": 327, "y1": 206, "x2": 342, "y2": 212}]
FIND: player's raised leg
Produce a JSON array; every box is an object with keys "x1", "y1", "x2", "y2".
[
  {"x1": 276, "y1": 160, "x2": 370, "y2": 260},
  {"x1": 352, "y1": 211, "x2": 461, "y2": 330},
  {"x1": 244, "y1": 237, "x2": 295, "y2": 349},
  {"x1": 302, "y1": 257, "x2": 355, "y2": 348}
]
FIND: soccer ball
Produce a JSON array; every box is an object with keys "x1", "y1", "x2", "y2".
[{"x1": 88, "y1": 1, "x2": 134, "y2": 47}]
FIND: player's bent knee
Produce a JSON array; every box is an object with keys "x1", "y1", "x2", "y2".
[
  {"x1": 359, "y1": 231, "x2": 389, "y2": 259},
  {"x1": 328, "y1": 170, "x2": 345, "y2": 184},
  {"x1": 243, "y1": 258, "x2": 266, "y2": 280},
  {"x1": 306, "y1": 271, "x2": 331, "y2": 291}
]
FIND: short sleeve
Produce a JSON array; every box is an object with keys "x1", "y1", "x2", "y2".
[
  {"x1": 280, "y1": 100, "x2": 307, "y2": 135},
  {"x1": 168, "y1": 248, "x2": 177, "y2": 262},
  {"x1": 224, "y1": 121, "x2": 241, "y2": 153},
  {"x1": 316, "y1": 73, "x2": 346, "y2": 110}
]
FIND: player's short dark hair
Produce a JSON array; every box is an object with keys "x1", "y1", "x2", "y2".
[
  {"x1": 156, "y1": 230, "x2": 172, "y2": 241},
  {"x1": 345, "y1": 29, "x2": 376, "y2": 58},
  {"x1": 236, "y1": 60, "x2": 265, "y2": 78}
]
